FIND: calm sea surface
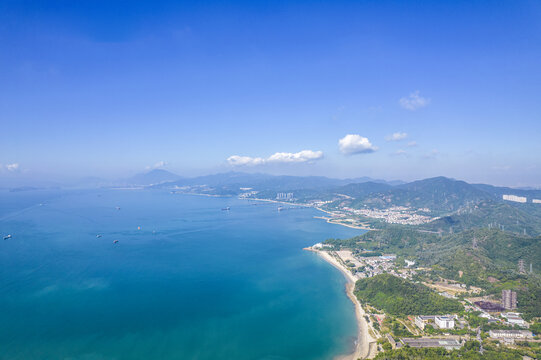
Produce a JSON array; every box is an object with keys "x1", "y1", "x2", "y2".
[{"x1": 0, "y1": 189, "x2": 364, "y2": 360}]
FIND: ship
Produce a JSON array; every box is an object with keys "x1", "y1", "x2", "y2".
[{"x1": 3, "y1": 234, "x2": 12, "y2": 240}]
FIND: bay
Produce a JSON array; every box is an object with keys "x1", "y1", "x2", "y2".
[{"x1": 0, "y1": 189, "x2": 364, "y2": 360}]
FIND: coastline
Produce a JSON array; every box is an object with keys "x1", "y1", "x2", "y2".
[
  {"x1": 305, "y1": 247, "x2": 376, "y2": 360},
  {"x1": 239, "y1": 196, "x2": 374, "y2": 231}
]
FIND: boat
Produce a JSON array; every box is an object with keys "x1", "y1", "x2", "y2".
[
  {"x1": 3, "y1": 234, "x2": 12, "y2": 240},
  {"x1": 113, "y1": 240, "x2": 119, "y2": 244},
  {"x1": 222, "y1": 207, "x2": 231, "y2": 211},
  {"x1": 278, "y1": 206, "x2": 284, "y2": 211},
  {"x1": 96, "y1": 234, "x2": 102, "y2": 238},
  {"x1": 115, "y1": 206, "x2": 121, "y2": 210}
]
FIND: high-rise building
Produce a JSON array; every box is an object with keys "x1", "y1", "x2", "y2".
[
  {"x1": 518, "y1": 259, "x2": 526, "y2": 274},
  {"x1": 276, "y1": 192, "x2": 293, "y2": 200},
  {"x1": 502, "y1": 290, "x2": 517, "y2": 310}
]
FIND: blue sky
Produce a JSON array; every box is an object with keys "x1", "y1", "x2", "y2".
[{"x1": 1, "y1": 0, "x2": 540, "y2": 186}]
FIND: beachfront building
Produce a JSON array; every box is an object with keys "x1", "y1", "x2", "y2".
[
  {"x1": 435, "y1": 315, "x2": 455, "y2": 329},
  {"x1": 400, "y1": 338, "x2": 462, "y2": 350}
]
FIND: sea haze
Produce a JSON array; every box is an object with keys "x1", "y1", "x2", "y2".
[{"x1": 0, "y1": 189, "x2": 364, "y2": 360}]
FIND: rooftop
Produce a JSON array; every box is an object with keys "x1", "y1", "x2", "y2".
[{"x1": 400, "y1": 338, "x2": 462, "y2": 350}]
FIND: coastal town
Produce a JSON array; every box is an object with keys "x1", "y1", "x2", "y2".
[
  {"x1": 238, "y1": 190, "x2": 441, "y2": 228},
  {"x1": 306, "y1": 243, "x2": 540, "y2": 359}
]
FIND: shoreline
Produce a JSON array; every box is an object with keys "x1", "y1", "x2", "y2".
[
  {"x1": 314, "y1": 207, "x2": 373, "y2": 231},
  {"x1": 305, "y1": 247, "x2": 376, "y2": 360},
  {"x1": 239, "y1": 197, "x2": 373, "y2": 231}
]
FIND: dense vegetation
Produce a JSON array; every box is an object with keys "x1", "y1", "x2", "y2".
[
  {"x1": 354, "y1": 274, "x2": 463, "y2": 316},
  {"x1": 375, "y1": 341, "x2": 530, "y2": 360},
  {"x1": 421, "y1": 200, "x2": 541, "y2": 235},
  {"x1": 328, "y1": 226, "x2": 541, "y2": 319}
]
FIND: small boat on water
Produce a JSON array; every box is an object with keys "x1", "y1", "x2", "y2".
[
  {"x1": 278, "y1": 206, "x2": 284, "y2": 211},
  {"x1": 113, "y1": 240, "x2": 119, "y2": 244},
  {"x1": 115, "y1": 206, "x2": 121, "y2": 210},
  {"x1": 222, "y1": 207, "x2": 231, "y2": 211},
  {"x1": 96, "y1": 234, "x2": 102, "y2": 238},
  {"x1": 3, "y1": 234, "x2": 12, "y2": 240}
]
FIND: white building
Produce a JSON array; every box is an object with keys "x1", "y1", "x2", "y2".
[
  {"x1": 501, "y1": 312, "x2": 527, "y2": 327},
  {"x1": 489, "y1": 330, "x2": 532, "y2": 340},
  {"x1": 276, "y1": 192, "x2": 294, "y2": 200},
  {"x1": 405, "y1": 259, "x2": 415, "y2": 267},
  {"x1": 414, "y1": 315, "x2": 435, "y2": 330},
  {"x1": 435, "y1": 316, "x2": 455, "y2": 329},
  {"x1": 503, "y1": 194, "x2": 527, "y2": 203},
  {"x1": 400, "y1": 338, "x2": 462, "y2": 350}
]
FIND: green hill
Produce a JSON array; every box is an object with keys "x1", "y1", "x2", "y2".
[
  {"x1": 354, "y1": 274, "x2": 463, "y2": 316},
  {"x1": 421, "y1": 200, "x2": 541, "y2": 235}
]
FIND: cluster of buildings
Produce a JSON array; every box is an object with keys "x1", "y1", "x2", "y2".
[
  {"x1": 501, "y1": 312, "x2": 528, "y2": 327},
  {"x1": 503, "y1": 194, "x2": 541, "y2": 204},
  {"x1": 343, "y1": 206, "x2": 436, "y2": 225},
  {"x1": 351, "y1": 253, "x2": 399, "y2": 279},
  {"x1": 414, "y1": 315, "x2": 456, "y2": 330},
  {"x1": 238, "y1": 190, "x2": 259, "y2": 198},
  {"x1": 469, "y1": 290, "x2": 530, "y2": 331}
]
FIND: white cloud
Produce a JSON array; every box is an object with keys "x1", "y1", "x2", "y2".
[
  {"x1": 338, "y1": 134, "x2": 377, "y2": 155},
  {"x1": 153, "y1": 161, "x2": 168, "y2": 168},
  {"x1": 407, "y1": 141, "x2": 418, "y2": 147},
  {"x1": 227, "y1": 150, "x2": 323, "y2": 166},
  {"x1": 399, "y1": 91, "x2": 430, "y2": 111},
  {"x1": 394, "y1": 149, "x2": 407, "y2": 156},
  {"x1": 227, "y1": 155, "x2": 266, "y2": 166},
  {"x1": 385, "y1": 132, "x2": 408, "y2": 141},
  {"x1": 146, "y1": 161, "x2": 168, "y2": 170},
  {"x1": 267, "y1": 150, "x2": 323, "y2": 163},
  {"x1": 6, "y1": 163, "x2": 20, "y2": 172}
]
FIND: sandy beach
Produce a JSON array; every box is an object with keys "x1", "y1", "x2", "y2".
[{"x1": 305, "y1": 248, "x2": 376, "y2": 360}]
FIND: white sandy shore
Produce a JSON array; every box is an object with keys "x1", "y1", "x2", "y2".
[{"x1": 305, "y1": 248, "x2": 376, "y2": 360}]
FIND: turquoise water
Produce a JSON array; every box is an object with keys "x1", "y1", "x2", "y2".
[{"x1": 0, "y1": 189, "x2": 364, "y2": 360}]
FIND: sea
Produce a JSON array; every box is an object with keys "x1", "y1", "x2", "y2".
[{"x1": 0, "y1": 188, "x2": 365, "y2": 360}]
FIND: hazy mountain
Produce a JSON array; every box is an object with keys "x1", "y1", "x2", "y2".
[
  {"x1": 159, "y1": 172, "x2": 400, "y2": 191},
  {"x1": 472, "y1": 183, "x2": 541, "y2": 199},
  {"x1": 391, "y1": 176, "x2": 493, "y2": 211},
  {"x1": 123, "y1": 169, "x2": 182, "y2": 186},
  {"x1": 335, "y1": 182, "x2": 393, "y2": 198}
]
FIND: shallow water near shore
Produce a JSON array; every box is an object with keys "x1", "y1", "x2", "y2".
[{"x1": 0, "y1": 189, "x2": 365, "y2": 360}]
